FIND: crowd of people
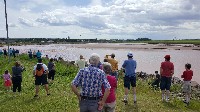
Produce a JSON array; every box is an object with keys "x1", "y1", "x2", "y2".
[
  {"x1": 0, "y1": 48, "x2": 19, "y2": 58},
  {"x1": 2, "y1": 50, "x2": 56, "y2": 98},
  {"x1": 71, "y1": 53, "x2": 193, "y2": 112},
  {"x1": 1, "y1": 50, "x2": 194, "y2": 112}
]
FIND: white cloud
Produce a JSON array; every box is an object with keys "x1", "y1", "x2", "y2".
[
  {"x1": 18, "y1": 17, "x2": 37, "y2": 27},
  {"x1": 0, "y1": 0, "x2": 200, "y2": 39}
]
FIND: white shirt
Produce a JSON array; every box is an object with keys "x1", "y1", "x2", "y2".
[
  {"x1": 75, "y1": 59, "x2": 86, "y2": 70},
  {"x1": 33, "y1": 63, "x2": 48, "y2": 71}
]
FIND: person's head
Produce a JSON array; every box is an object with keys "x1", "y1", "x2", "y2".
[
  {"x1": 185, "y1": 63, "x2": 191, "y2": 70},
  {"x1": 155, "y1": 71, "x2": 158, "y2": 74},
  {"x1": 80, "y1": 55, "x2": 84, "y2": 59},
  {"x1": 38, "y1": 50, "x2": 40, "y2": 52},
  {"x1": 38, "y1": 59, "x2": 42, "y2": 63},
  {"x1": 50, "y1": 58, "x2": 54, "y2": 62},
  {"x1": 15, "y1": 61, "x2": 21, "y2": 67},
  {"x1": 164, "y1": 55, "x2": 170, "y2": 61},
  {"x1": 111, "y1": 53, "x2": 115, "y2": 58},
  {"x1": 103, "y1": 63, "x2": 112, "y2": 74},
  {"x1": 89, "y1": 53, "x2": 100, "y2": 66},
  {"x1": 127, "y1": 52, "x2": 133, "y2": 58},
  {"x1": 5, "y1": 70, "x2": 8, "y2": 74}
]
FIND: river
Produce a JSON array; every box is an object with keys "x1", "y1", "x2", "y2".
[{"x1": 1, "y1": 43, "x2": 200, "y2": 84}]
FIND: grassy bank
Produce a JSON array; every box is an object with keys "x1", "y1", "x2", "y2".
[{"x1": 0, "y1": 55, "x2": 200, "y2": 112}]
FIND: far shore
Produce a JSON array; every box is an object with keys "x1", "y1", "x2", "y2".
[{"x1": 72, "y1": 43, "x2": 200, "y2": 51}]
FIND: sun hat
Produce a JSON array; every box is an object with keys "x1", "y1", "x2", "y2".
[{"x1": 127, "y1": 52, "x2": 133, "y2": 57}]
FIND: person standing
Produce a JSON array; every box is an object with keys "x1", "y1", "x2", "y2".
[
  {"x1": 12, "y1": 61, "x2": 24, "y2": 93},
  {"x1": 3, "y1": 49, "x2": 7, "y2": 58},
  {"x1": 105, "y1": 53, "x2": 118, "y2": 79},
  {"x1": 28, "y1": 49, "x2": 33, "y2": 59},
  {"x1": 160, "y1": 55, "x2": 174, "y2": 102},
  {"x1": 12, "y1": 48, "x2": 16, "y2": 58},
  {"x1": 71, "y1": 53, "x2": 110, "y2": 112},
  {"x1": 3, "y1": 70, "x2": 12, "y2": 91},
  {"x1": 122, "y1": 52, "x2": 137, "y2": 104},
  {"x1": 181, "y1": 63, "x2": 193, "y2": 105},
  {"x1": 75, "y1": 55, "x2": 87, "y2": 70},
  {"x1": 33, "y1": 50, "x2": 36, "y2": 58},
  {"x1": 36, "y1": 50, "x2": 42, "y2": 60},
  {"x1": 48, "y1": 58, "x2": 56, "y2": 83},
  {"x1": 33, "y1": 59, "x2": 50, "y2": 97},
  {"x1": 102, "y1": 63, "x2": 117, "y2": 112}
]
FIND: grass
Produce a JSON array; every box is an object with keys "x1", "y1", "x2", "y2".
[{"x1": 0, "y1": 55, "x2": 200, "y2": 112}]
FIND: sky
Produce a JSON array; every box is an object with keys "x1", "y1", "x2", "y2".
[{"x1": 0, "y1": 0, "x2": 200, "y2": 40}]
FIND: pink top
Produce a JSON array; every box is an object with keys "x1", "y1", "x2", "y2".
[
  {"x1": 102, "y1": 75, "x2": 117, "y2": 103},
  {"x1": 3, "y1": 73, "x2": 11, "y2": 81}
]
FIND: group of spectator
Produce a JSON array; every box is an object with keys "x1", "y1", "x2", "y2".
[
  {"x1": 0, "y1": 48, "x2": 19, "y2": 58},
  {"x1": 71, "y1": 53, "x2": 193, "y2": 112},
  {"x1": 72, "y1": 52, "x2": 137, "y2": 112},
  {"x1": 2, "y1": 58, "x2": 56, "y2": 98},
  {"x1": 28, "y1": 49, "x2": 42, "y2": 60}
]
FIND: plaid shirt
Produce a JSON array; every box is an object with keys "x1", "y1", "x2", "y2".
[{"x1": 72, "y1": 64, "x2": 111, "y2": 97}]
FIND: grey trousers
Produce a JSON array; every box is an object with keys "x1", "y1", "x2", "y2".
[{"x1": 79, "y1": 99, "x2": 101, "y2": 112}]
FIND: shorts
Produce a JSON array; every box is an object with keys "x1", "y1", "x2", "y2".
[
  {"x1": 4, "y1": 80, "x2": 12, "y2": 87},
  {"x1": 160, "y1": 76, "x2": 172, "y2": 90},
  {"x1": 124, "y1": 76, "x2": 136, "y2": 89},
  {"x1": 183, "y1": 81, "x2": 191, "y2": 93},
  {"x1": 35, "y1": 74, "x2": 48, "y2": 85}
]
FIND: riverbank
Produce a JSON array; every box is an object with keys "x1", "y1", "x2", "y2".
[
  {"x1": 74, "y1": 43, "x2": 200, "y2": 51},
  {"x1": 0, "y1": 55, "x2": 200, "y2": 111}
]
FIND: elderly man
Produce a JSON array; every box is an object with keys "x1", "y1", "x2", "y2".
[
  {"x1": 71, "y1": 53, "x2": 111, "y2": 112},
  {"x1": 105, "y1": 53, "x2": 118, "y2": 79}
]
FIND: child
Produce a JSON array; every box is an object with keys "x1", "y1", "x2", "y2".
[
  {"x1": 181, "y1": 63, "x2": 193, "y2": 105},
  {"x1": 3, "y1": 70, "x2": 12, "y2": 91},
  {"x1": 151, "y1": 71, "x2": 160, "y2": 89}
]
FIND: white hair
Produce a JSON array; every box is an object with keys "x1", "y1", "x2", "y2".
[{"x1": 89, "y1": 53, "x2": 100, "y2": 65}]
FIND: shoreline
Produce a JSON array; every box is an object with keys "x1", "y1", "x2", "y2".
[{"x1": 73, "y1": 43, "x2": 200, "y2": 51}]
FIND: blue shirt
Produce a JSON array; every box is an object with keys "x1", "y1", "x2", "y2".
[
  {"x1": 72, "y1": 64, "x2": 111, "y2": 97},
  {"x1": 122, "y1": 58, "x2": 137, "y2": 77},
  {"x1": 36, "y1": 51, "x2": 42, "y2": 58}
]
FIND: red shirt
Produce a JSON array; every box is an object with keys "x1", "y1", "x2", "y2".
[
  {"x1": 161, "y1": 61, "x2": 174, "y2": 77},
  {"x1": 181, "y1": 70, "x2": 193, "y2": 81},
  {"x1": 102, "y1": 75, "x2": 117, "y2": 103}
]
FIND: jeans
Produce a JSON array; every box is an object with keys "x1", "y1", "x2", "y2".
[{"x1": 79, "y1": 99, "x2": 101, "y2": 112}]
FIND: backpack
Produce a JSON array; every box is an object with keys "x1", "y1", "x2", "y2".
[{"x1": 35, "y1": 64, "x2": 44, "y2": 76}]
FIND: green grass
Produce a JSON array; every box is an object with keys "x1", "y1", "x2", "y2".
[{"x1": 0, "y1": 55, "x2": 200, "y2": 112}]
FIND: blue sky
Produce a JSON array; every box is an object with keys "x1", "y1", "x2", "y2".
[{"x1": 0, "y1": 0, "x2": 200, "y2": 40}]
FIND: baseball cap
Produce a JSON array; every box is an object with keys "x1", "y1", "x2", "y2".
[
  {"x1": 111, "y1": 53, "x2": 115, "y2": 57},
  {"x1": 164, "y1": 55, "x2": 170, "y2": 59},
  {"x1": 127, "y1": 52, "x2": 133, "y2": 57}
]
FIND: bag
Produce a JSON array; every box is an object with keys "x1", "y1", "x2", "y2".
[{"x1": 35, "y1": 64, "x2": 44, "y2": 76}]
